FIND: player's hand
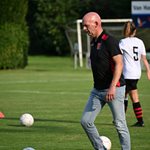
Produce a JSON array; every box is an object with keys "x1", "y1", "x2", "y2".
[{"x1": 106, "y1": 86, "x2": 116, "y2": 102}]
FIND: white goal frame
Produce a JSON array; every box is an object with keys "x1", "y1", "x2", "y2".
[{"x1": 76, "y1": 18, "x2": 132, "y2": 68}]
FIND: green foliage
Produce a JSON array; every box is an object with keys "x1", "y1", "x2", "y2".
[
  {"x1": 27, "y1": 0, "x2": 82, "y2": 55},
  {"x1": 0, "y1": 0, "x2": 28, "y2": 25},
  {"x1": 0, "y1": 0, "x2": 29, "y2": 69},
  {"x1": 82, "y1": 0, "x2": 131, "y2": 19},
  {"x1": 0, "y1": 23, "x2": 28, "y2": 69}
]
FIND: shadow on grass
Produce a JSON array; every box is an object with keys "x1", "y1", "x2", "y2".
[
  {"x1": 0, "y1": 117, "x2": 114, "y2": 135},
  {"x1": 3, "y1": 117, "x2": 80, "y2": 124},
  {"x1": 3, "y1": 117, "x2": 113, "y2": 126}
]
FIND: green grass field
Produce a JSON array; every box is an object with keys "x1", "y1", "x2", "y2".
[{"x1": 0, "y1": 56, "x2": 149, "y2": 150}]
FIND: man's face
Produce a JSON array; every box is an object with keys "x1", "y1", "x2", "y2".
[{"x1": 82, "y1": 18, "x2": 97, "y2": 38}]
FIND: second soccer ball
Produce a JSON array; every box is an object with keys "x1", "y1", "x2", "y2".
[{"x1": 101, "y1": 136, "x2": 112, "y2": 150}]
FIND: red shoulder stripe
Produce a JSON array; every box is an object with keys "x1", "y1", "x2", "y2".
[{"x1": 102, "y1": 34, "x2": 108, "y2": 40}]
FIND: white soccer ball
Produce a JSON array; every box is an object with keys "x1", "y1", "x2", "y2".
[
  {"x1": 20, "y1": 113, "x2": 34, "y2": 127},
  {"x1": 23, "y1": 147, "x2": 35, "y2": 150},
  {"x1": 101, "y1": 136, "x2": 112, "y2": 150}
]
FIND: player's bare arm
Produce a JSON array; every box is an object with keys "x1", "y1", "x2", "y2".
[{"x1": 141, "y1": 55, "x2": 150, "y2": 80}]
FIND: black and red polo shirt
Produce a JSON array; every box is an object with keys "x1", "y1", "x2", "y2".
[{"x1": 90, "y1": 30, "x2": 125, "y2": 90}]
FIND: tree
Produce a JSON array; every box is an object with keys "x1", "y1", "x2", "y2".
[{"x1": 27, "y1": 0, "x2": 91, "y2": 55}]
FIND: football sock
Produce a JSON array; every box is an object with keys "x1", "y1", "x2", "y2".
[{"x1": 133, "y1": 102, "x2": 143, "y2": 123}]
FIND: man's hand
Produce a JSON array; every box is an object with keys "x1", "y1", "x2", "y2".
[{"x1": 106, "y1": 86, "x2": 116, "y2": 102}]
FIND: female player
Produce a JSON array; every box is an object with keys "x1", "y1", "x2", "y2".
[{"x1": 119, "y1": 21, "x2": 150, "y2": 127}]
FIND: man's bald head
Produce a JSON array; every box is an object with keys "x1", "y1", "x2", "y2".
[
  {"x1": 83, "y1": 12, "x2": 101, "y2": 26},
  {"x1": 82, "y1": 12, "x2": 103, "y2": 38}
]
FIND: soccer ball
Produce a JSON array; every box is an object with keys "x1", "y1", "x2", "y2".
[
  {"x1": 20, "y1": 113, "x2": 34, "y2": 127},
  {"x1": 100, "y1": 136, "x2": 112, "y2": 150},
  {"x1": 23, "y1": 147, "x2": 35, "y2": 150}
]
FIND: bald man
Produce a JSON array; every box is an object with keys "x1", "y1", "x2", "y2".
[{"x1": 80, "y1": 12, "x2": 131, "y2": 150}]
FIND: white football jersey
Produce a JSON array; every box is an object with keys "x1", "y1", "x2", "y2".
[{"x1": 119, "y1": 37, "x2": 146, "y2": 79}]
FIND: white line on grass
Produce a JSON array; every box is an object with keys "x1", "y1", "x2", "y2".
[
  {"x1": 0, "y1": 78, "x2": 91, "y2": 84},
  {"x1": 1, "y1": 90, "x2": 149, "y2": 96},
  {"x1": 1, "y1": 90, "x2": 89, "y2": 95}
]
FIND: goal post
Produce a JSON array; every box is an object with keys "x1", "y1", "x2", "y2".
[{"x1": 76, "y1": 19, "x2": 83, "y2": 67}]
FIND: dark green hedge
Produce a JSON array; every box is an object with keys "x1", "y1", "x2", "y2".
[
  {"x1": 0, "y1": 0, "x2": 29, "y2": 69},
  {"x1": 0, "y1": 23, "x2": 28, "y2": 69}
]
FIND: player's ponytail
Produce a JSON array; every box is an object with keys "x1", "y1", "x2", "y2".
[{"x1": 123, "y1": 21, "x2": 136, "y2": 37}]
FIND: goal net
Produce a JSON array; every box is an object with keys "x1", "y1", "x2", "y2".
[{"x1": 65, "y1": 19, "x2": 150, "y2": 69}]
